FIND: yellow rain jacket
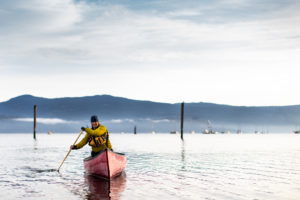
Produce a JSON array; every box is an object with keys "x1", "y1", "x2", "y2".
[{"x1": 75, "y1": 125, "x2": 112, "y2": 152}]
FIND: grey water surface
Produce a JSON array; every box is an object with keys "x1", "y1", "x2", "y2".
[{"x1": 0, "y1": 133, "x2": 300, "y2": 200}]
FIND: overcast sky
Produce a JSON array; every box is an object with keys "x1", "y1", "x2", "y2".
[{"x1": 1, "y1": 0, "x2": 300, "y2": 106}]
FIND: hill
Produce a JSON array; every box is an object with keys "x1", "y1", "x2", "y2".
[{"x1": 0, "y1": 95, "x2": 299, "y2": 133}]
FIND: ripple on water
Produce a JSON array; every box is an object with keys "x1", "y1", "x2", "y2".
[{"x1": 1, "y1": 134, "x2": 300, "y2": 200}]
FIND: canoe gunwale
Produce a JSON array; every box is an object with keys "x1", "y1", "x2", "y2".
[{"x1": 84, "y1": 148, "x2": 125, "y2": 162}]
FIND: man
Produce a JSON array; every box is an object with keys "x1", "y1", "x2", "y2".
[{"x1": 70, "y1": 115, "x2": 112, "y2": 157}]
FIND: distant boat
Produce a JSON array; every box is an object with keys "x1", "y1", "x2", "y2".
[
  {"x1": 202, "y1": 129, "x2": 215, "y2": 134},
  {"x1": 202, "y1": 120, "x2": 216, "y2": 134},
  {"x1": 294, "y1": 130, "x2": 300, "y2": 134},
  {"x1": 170, "y1": 131, "x2": 178, "y2": 134}
]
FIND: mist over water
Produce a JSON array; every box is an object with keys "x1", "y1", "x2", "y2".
[{"x1": 0, "y1": 133, "x2": 300, "y2": 200}]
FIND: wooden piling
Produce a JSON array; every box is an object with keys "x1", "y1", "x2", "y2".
[
  {"x1": 134, "y1": 126, "x2": 137, "y2": 134},
  {"x1": 181, "y1": 102, "x2": 184, "y2": 140},
  {"x1": 33, "y1": 105, "x2": 37, "y2": 140}
]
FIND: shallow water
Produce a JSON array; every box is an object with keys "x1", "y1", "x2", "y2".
[{"x1": 0, "y1": 133, "x2": 300, "y2": 200}]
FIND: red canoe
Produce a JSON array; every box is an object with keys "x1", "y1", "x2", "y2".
[{"x1": 84, "y1": 149, "x2": 127, "y2": 179}]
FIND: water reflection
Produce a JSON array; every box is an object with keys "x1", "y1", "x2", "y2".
[
  {"x1": 84, "y1": 172, "x2": 127, "y2": 200},
  {"x1": 33, "y1": 139, "x2": 38, "y2": 150},
  {"x1": 181, "y1": 141, "x2": 185, "y2": 170}
]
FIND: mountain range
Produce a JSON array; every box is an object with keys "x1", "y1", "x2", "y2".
[{"x1": 0, "y1": 94, "x2": 299, "y2": 133}]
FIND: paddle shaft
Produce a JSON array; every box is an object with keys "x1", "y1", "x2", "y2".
[{"x1": 57, "y1": 130, "x2": 83, "y2": 172}]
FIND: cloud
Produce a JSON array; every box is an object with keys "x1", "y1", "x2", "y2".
[
  {"x1": 107, "y1": 119, "x2": 135, "y2": 123},
  {"x1": 0, "y1": 0, "x2": 82, "y2": 33},
  {"x1": 166, "y1": 10, "x2": 203, "y2": 17},
  {"x1": 13, "y1": 118, "x2": 77, "y2": 124},
  {"x1": 106, "y1": 118, "x2": 170, "y2": 124},
  {"x1": 0, "y1": 0, "x2": 298, "y2": 69},
  {"x1": 0, "y1": 0, "x2": 300, "y2": 105},
  {"x1": 152, "y1": 119, "x2": 171, "y2": 123},
  {"x1": 145, "y1": 118, "x2": 171, "y2": 123},
  {"x1": 110, "y1": 119, "x2": 123, "y2": 123}
]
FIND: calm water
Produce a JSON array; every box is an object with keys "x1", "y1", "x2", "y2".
[{"x1": 0, "y1": 133, "x2": 300, "y2": 200}]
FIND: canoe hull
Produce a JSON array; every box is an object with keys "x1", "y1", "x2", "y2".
[{"x1": 84, "y1": 149, "x2": 126, "y2": 179}]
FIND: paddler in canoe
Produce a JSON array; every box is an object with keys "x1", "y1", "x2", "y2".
[{"x1": 70, "y1": 115, "x2": 113, "y2": 157}]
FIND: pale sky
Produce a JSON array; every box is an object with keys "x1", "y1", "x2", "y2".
[{"x1": 0, "y1": 0, "x2": 300, "y2": 106}]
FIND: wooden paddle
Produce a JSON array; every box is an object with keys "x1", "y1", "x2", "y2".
[{"x1": 57, "y1": 130, "x2": 83, "y2": 172}]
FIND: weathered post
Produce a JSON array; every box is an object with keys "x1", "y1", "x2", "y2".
[
  {"x1": 33, "y1": 105, "x2": 37, "y2": 140},
  {"x1": 134, "y1": 126, "x2": 137, "y2": 134},
  {"x1": 181, "y1": 102, "x2": 184, "y2": 140}
]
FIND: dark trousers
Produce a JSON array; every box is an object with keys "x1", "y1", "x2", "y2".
[
  {"x1": 91, "y1": 148, "x2": 113, "y2": 157},
  {"x1": 91, "y1": 151, "x2": 100, "y2": 157}
]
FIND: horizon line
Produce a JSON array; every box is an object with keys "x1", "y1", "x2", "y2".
[{"x1": 1, "y1": 94, "x2": 299, "y2": 107}]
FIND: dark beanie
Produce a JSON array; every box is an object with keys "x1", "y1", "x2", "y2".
[{"x1": 91, "y1": 115, "x2": 99, "y2": 122}]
